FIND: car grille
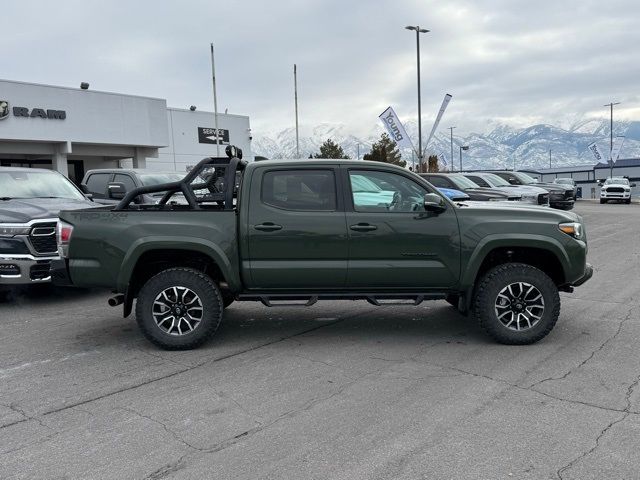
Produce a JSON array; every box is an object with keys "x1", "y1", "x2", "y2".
[
  {"x1": 538, "y1": 193, "x2": 549, "y2": 205},
  {"x1": 564, "y1": 190, "x2": 574, "y2": 199},
  {"x1": 606, "y1": 187, "x2": 624, "y2": 193},
  {"x1": 29, "y1": 222, "x2": 57, "y2": 255}
]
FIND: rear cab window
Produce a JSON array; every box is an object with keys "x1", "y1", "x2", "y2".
[{"x1": 261, "y1": 170, "x2": 337, "y2": 211}]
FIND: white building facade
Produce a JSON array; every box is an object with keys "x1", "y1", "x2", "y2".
[{"x1": 0, "y1": 79, "x2": 252, "y2": 183}]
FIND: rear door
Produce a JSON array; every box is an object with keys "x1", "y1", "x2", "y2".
[
  {"x1": 344, "y1": 168, "x2": 460, "y2": 289},
  {"x1": 246, "y1": 166, "x2": 348, "y2": 289}
]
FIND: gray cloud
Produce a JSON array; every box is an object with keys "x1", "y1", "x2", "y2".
[{"x1": 2, "y1": 0, "x2": 638, "y2": 137}]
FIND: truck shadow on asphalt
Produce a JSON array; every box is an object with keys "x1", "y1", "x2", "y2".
[
  {"x1": 0, "y1": 284, "x2": 102, "y2": 306},
  {"x1": 68, "y1": 302, "x2": 491, "y2": 354}
]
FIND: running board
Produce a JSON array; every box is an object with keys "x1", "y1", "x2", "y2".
[{"x1": 237, "y1": 292, "x2": 446, "y2": 307}]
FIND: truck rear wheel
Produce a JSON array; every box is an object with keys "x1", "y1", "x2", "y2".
[
  {"x1": 135, "y1": 267, "x2": 223, "y2": 350},
  {"x1": 473, "y1": 263, "x2": 560, "y2": 345}
]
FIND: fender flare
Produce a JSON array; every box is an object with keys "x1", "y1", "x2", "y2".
[
  {"x1": 116, "y1": 236, "x2": 241, "y2": 293},
  {"x1": 460, "y1": 234, "x2": 571, "y2": 309}
]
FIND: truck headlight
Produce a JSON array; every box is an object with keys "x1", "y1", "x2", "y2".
[
  {"x1": 0, "y1": 226, "x2": 31, "y2": 237},
  {"x1": 559, "y1": 222, "x2": 584, "y2": 240}
]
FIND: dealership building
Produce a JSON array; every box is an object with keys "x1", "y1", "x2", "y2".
[{"x1": 0, "y1": 79, "x2": 252, "y2": 184}]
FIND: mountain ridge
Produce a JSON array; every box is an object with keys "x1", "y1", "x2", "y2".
[{"x1": 252, "y1": 119, "x2": 640, "y2": 170}]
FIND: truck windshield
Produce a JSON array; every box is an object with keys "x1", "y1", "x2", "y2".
[
  {"x1": 0, "y1": 171, "x2": 85, "y2": 200},
  {"x1": 483, "y1": 174, "x2": 511, "y2": 187},
  {"x1": 604, "y1": 178, "x2": 629, "y2": 185},
  {"x1": 450, "y1": 175, "x2": 480, "y2": 189}
]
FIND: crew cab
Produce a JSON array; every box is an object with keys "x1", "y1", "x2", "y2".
[
  {"x1": 599, "y1": 177, "x2": 635, "y2": 204},
  {"x1": 53, "y1": 151, "x2": 593, "y2": 349},
  {"x1": 0, "y1": 167, "x2": 95, "y2": 285}
]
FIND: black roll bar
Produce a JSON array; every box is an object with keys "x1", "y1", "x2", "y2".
[{"x1": 114, "y1": 155, "x2": 247, "y2": 211}]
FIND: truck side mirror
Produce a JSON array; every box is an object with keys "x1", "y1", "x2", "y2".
[
  {"x1": 107, "y1": 182, "x2": 127, "y2": 200},
  {"x1": 424, "y1": 193, "x2": 447, "y2": 213},
  {"x1": 80, "y1": 183, "x2": 89, "y2": 194},
  {"x1": 632, "y1": 183, "x2": 637, "y2": 188}
]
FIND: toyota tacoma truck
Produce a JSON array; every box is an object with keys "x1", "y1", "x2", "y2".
[{"x1": 52, "y1": 150, "x2": 593, "y2": 349}]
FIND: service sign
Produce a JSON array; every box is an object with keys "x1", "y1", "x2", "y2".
[{"x1": 198, "y1": 127, "x2": 229, "y2": 145}]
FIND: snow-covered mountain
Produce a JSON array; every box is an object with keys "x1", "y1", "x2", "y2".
[{"x1": 252, "y1": 118, "x2": 640, "y2": 170}]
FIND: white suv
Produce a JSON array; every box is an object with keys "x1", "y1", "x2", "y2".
[{"x1": 600, "y1": 177, "x2": 635, "y2": 204}]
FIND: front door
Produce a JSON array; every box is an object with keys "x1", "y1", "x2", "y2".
[
  {"x1": 344, "y1": 168, "x2": 460, "y2": 289},
  {"x1": 246, "y1": 167, "x2": 348, "y2": 289}
]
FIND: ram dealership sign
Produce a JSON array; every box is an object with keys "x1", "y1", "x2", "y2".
[{"x1": 0, "y1": 100, "x2": 66, "y2": 120}]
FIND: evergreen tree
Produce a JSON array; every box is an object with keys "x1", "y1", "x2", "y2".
[
  {"x1": 313, "y1": 139, "x2": 350, "y2": 159},
  {"x1": 428, "y1": 155, "x2": 440, "y2": 173},
  {"x1": 362, "y1": 133, "x2": 406, "y2": 167}
]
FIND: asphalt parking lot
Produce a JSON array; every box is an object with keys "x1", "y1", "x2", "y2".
[{"x1": 0, "y1": 201, "x2": 638, "y2": 480}]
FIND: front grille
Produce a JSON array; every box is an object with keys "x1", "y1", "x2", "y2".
[
  {"x1": 564, "y1": 190, "x2": 574, "y2": 199},
  {"x1": 29, "y1": 222, "x2": 57, "y2": 255},
  {"x1": 507, "y1": 196, "x2": 520, "y2": 201},
  {"x1": 538, "y1": 193, "x2": 549, "y2": 205},
  {"x1": 30, "y1": 262, "x2": 51, "y2": 280},
  {"x1": 606, "y1": 187, "x2": 624, "y2": 193}
]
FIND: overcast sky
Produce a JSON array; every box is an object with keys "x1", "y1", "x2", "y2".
[{"x1": 3, "y1": 0, "x2": 639, "y2": 137}]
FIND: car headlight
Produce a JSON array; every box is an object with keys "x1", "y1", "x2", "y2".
[
  {"x1": 559, "y1": 222, "x2": 584, "y2": 240},
  {"x1": 0, "y1": 226, "x2": 31, "y2": 237}
]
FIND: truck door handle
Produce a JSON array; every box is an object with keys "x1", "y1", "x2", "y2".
[
  {"x1": 254, "y1": 222, "x2": 283, "y2": 232},
  {"x1": 350, "y1": 223, "x2": 377, "y2": 232}
]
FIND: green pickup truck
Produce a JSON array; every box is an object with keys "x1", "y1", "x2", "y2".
[{"x1": 52, "y1": 151, "x2": 592, "y2": 350}]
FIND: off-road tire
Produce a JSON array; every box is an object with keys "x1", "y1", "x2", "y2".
[
  {"x1": 135, "y1": 267, "x2": 223, "y2": 350},
  {"x1": 600, "y1": 199, "x2": 606, "y2": 204},
  {"x1": 625, "y1": 199, "x2": 631, "y2": 204},
  {"x1": 473, "y1": 263, "x2": 560, "y2": 345}
]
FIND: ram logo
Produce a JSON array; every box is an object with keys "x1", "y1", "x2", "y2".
[{"x1": 0, "y1": 100, "x2": 8, "y2": 120}]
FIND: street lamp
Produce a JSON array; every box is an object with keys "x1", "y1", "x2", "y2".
[
  {"x1": 405, "y1": 25, "x2": 430, "y2": 172},
  {"x1": 459, "y1": 145, "x2": 469, "y2": 172},
  {"x1": 604, "y1": 102, "x2": 620, "y2": 179}
]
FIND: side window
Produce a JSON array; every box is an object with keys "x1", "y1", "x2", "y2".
[
  {"x1": 262, "y1": 170, "x2": 336, "y2": 211},
  {"x1": 85, "y1": 173, "x2": 111, "y2": 197},
  {"x1": 468, "y1": 175, "x2": 489, "y2": 187},
  {"x1": 113, "y1": 174, "x2": 137, "y2": 192},
  {"x1": 425, "y1": 176, "x2": 452, "y2": 189},
  {"x1": 350, "y1": 170, "x2": 428, "y2": 212}
]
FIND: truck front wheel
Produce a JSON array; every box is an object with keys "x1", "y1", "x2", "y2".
[
  {"x1": 473, "y1": 263, "x2": 560, "y2": 345},
  {"x1": 135, "y1": 268, "x2": 223, "y2": 350}
]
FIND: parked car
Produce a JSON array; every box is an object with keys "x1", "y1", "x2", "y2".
[
  {"x1": 554, "y1": 178, "x2": 578, "y2": 199},
  {"x1": 53, "y1": 155, "x2": 592, "y2": 349},
  {"x1": 421, "y1": 173, "x2": 521, "y2": 202},
  {"x1": 463, "y1": 172, "x2": 550, "y2": 206},
  {"x1": 489, "y1": 171, "x2": 575, "y2": 210},
  {"x1": 0, "y1": 167, "x2": 96, "y2": 285},
  {"x1": 81, "y1": 169, "x2": 186, "y2": 205},
  {"x1": 437, "y1": 187, "x2": 470, "y2": 202},
  {"x1": 599, "y1": 177, "x2": 635, "y2": 204}
]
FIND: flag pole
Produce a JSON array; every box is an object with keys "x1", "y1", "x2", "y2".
[
  {"x1": 294, "y1": 64, "x2": 300, "y2": 158},
  {"x1": 210, "y1": 43, "x2": 220, "y2": 157}
]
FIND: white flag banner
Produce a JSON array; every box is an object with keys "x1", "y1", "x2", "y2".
[
  {"x1": 438, "y1": 152, "x2": 448, "y2": 166},
  {"x1": 424, "y1": 93, "x2": 453, "y2": 152},
  {"x1": 587, "y1": 142, "x2": 605, "y2": 163},
  {"x1": 378, "y1": 107, "x2": 415, "y2": 151},
  {"x1": 610, "y1": 135, "x2": 625, "y2": 162}
]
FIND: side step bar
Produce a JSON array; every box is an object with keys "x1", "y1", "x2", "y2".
[{"x1": 237, "y1": 293, "x2": 446, "y2": 307}]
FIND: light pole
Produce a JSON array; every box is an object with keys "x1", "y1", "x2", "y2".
[
  {"x1": 459, "y1": 145, "x2": 469, "y2": 172},
  {"x1": 294, "y1": 64, "x2": 300, "y2": 158},
  {"x1": 405, "y1": 25, "x2": 430, "y2": 172},
  {"x1": 604, "y1": 102, "x2": 620, "y2": 179},
  {"x1": 448, "y1": 126, "x2": 456, "y2": 171}
]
